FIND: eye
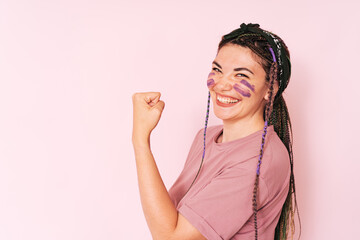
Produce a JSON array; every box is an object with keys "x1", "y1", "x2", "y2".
[
  {"x1": 212, "y1": 67, "x2": 222, "y2": 73},
  {"x1": 236, "y1": 73, "x2": 249, "y2": 78}
]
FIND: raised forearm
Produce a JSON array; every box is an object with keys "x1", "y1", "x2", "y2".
[{"x1": 133, "y1": 140, "x2": 178, "y2": 239}]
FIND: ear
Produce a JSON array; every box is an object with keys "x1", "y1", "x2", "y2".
[{"x1": 264, "y1": 80, "x2": 279, "y2": 101}]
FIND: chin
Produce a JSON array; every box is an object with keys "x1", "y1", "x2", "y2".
[{"x1": 213, "y1": 108, "x2": 242, "y2": 121}]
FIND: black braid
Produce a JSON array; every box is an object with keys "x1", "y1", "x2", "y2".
[{"x1": 252, "y1": 61, "x2": 277, "y2": 239}]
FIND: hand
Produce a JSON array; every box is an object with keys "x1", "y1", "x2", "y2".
[{"x1": 132, "y1": 92, "x2": 165, "y2": 144}]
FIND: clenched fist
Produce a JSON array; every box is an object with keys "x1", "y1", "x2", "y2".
[{"x1": 132, "y1": 92, "x2": 165, "y2": 144}]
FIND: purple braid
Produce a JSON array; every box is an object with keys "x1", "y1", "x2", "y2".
[
  {"x1": 252, "y1": 48, "x2": 278, "y2": 239},
  {"x1": 256, "y1": 120, "x2": 269, "y2": 175},
  {"x1": 183, "y1": 91, "x2": 211, "y2": 196}
]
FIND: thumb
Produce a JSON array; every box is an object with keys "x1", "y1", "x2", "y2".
[{"x1": 153, "y1": 100, "x2": 165, "y2": 113}]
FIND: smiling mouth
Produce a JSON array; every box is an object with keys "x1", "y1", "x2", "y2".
[{"x1": 216, "y1": 93, "x2": 240, "y2": 104}]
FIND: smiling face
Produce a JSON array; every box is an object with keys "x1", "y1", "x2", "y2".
[{"x1": 207, "y1": 43, "x2": 274, "y2": 124}]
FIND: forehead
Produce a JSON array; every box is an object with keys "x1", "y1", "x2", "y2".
[{"x1": 215, "y1": 44, "x2": 264, "y2": 72}]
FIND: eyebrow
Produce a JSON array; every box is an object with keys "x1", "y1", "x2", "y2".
[{"x1": 212, "y1": 61, "x2": 254, "y2": 75}]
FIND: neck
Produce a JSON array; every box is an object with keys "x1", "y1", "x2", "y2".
[{"x1": 218, "y1": 116, "x2": 266, "y2": 143}]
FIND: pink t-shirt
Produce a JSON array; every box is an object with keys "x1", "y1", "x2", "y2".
[{"x1": 168, "y1": 124, "x2": 290, "y2": 240}]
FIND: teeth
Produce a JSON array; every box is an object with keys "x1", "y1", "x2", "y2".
[{"x1": 217, "y1": 96, "x2": 239, "y2": 104}]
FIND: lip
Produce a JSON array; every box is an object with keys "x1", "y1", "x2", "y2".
[{"x1": 215, "y1": 93, "x2": 241, "y2": 108}]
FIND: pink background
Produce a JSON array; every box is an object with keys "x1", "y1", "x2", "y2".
[{"x1": 1, "y1": 0, "x2": 359, "y2": 239}]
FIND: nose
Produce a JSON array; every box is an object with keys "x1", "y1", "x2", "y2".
[{"x1": 213, "y1": 76, "x2": 233, "y2": 91}]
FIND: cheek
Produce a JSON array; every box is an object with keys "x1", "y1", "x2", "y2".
[
  {"x1": 206, "y1": 72, "x2": 216, "y2": 89},
  {"x1": 240, "y1": 79, "x2": 255, "y2": 92},
  {"x1": 207, "y1": 79, "x2": 215, "y2": 88},
  {"x1": 234, "y1": 83, "x2": 251, "y2": 98}
]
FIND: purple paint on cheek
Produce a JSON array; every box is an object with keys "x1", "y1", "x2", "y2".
[
  {"x1": 234, "y1": 84, "x2": 251, "y2": 97},
  {"x1": 240, "y1": 79, "x2": 255, "y2": 92},
  {"x1": 208, "y1": 72, "x2": 215, "y2": 78},
  {"x1": 207, "y1": 78, "x2": 215, "y2": 87}
]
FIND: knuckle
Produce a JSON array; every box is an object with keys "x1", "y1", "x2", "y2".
[{"x1": 132, "y1": 92, "x2": 141, "y2": 101}]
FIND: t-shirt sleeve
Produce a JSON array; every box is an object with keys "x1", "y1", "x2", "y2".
[
  {"x1": 177, "y1": 162, "x2": 269, "y2": 240},
  {"x1": 168, "y1": 128, "x2": 204, "y2": 205}
]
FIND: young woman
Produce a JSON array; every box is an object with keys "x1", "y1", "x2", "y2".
[{"x1": 132, "y1": 23, "x2": 300, "y2": 240}]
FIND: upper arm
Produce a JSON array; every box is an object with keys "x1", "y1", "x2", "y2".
[{"x1": 170, "y1": 212, "x2": 207, "y2": 240}]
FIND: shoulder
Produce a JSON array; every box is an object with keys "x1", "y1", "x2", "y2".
[
  {"x1": 186, "y1": 125, "x2": 222, "y2": 155},
  {"x1": 266, "y1": 130, "x2": 290, "y2": 170},
  {"x1": 194, "y1": 124, "x2": 222, "y2": 140},
  {"x1": 260, "y1": 129, "x2": 291, "y2": 194},
  {"x1": 196, "y1": 124, "x2": 222, "y2": 134}
]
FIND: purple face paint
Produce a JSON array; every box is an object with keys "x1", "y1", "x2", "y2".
[
  {"x1": 240, "y1": 79, "x2": 255, "y2": 92},
  {"x1": 207, "y1": 78, "x2": 215, "y2": 88},
  {"x1": 207, "y1": 72, "x2": 216, "y2": 88},
  {"x1": 234, "y1": 83, "x2": 251, "y2": 98}
]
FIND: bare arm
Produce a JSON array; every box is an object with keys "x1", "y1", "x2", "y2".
[{"x1": 132, "y1": 92, "x2": 206, "y2": 240}]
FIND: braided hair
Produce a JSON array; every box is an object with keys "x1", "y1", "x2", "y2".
[{"x1": 184, "y1": 23, "x2": 301, "y2": 240}]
